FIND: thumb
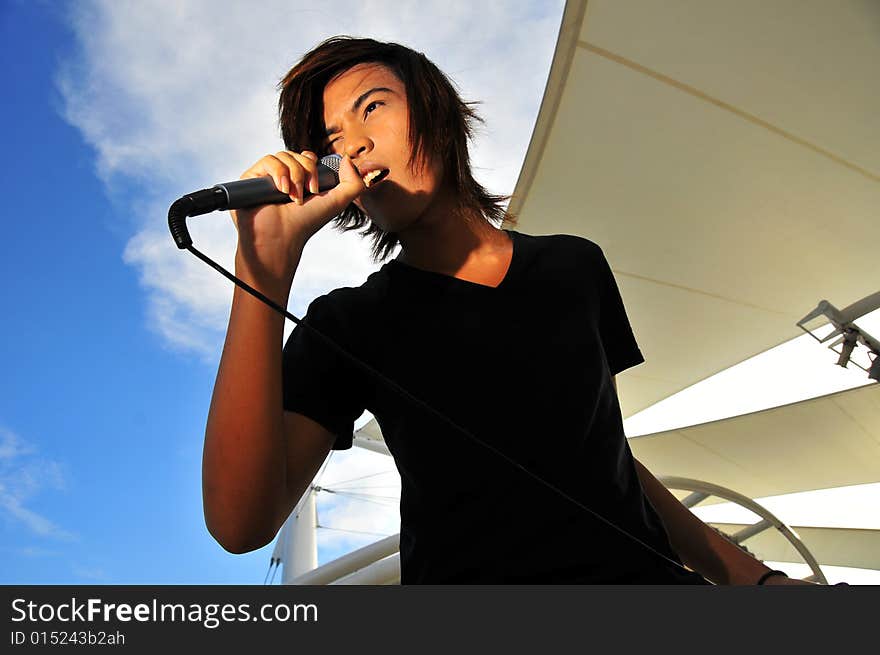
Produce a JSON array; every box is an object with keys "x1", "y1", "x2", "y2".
[
  {"x1": 317, "y1": 154, "x2": 365, "y2": 217},
  {"x1": 336, "y1": 153, "x2": 365, "y2": 187}
]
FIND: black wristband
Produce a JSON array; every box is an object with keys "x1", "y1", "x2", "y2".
[{"x1": 757, "y1": 570, "x2": 789, "y2": 585}]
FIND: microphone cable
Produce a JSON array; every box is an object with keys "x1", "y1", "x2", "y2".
[{"x1": 169, "y1": 190, "x2": 702, "y2": 582}]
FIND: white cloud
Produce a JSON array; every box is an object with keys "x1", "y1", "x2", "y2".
[
  {"x1": 72, "y1": 565, "x2": 112, "y2": 582},
  {"x1": 58, "y1": 1, "x2": 565, "y2": 567},
  {"x1": 313, "y1": 447, "x2": 401, "y2": 561},
  {"x1": 58, "y1": 0, "x2": 565, "y2": 359},
  {"x1": 0, "y1": 430, "x2": 35, "y2": 461},
  {"x1": 0, "y1": 428, "x2": 75, "y2": 540},
  {"x1": 17, "y1": 546, "x2": 61, "y2": 558},
  {"x1": 55, "y1": 2, "x2": 880, "y2": 580}
]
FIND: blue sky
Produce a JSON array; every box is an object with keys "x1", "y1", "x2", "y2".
[
  {"x1": 0, "y1": 2, "x2": 267, "y2": 583},
  {"x1": 0, "y1": 0, "x2": 564, "y2": 584},
  {"x1": 3, "y1": 1, "x2": 877, "y2": 585}
]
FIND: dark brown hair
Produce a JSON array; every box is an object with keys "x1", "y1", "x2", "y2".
[{"x1": 278, "y1": 36, "x2": 513, "y2": 262}]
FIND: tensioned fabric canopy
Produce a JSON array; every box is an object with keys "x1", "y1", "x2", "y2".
[
  {"x1": 353, "y1": 0, "x2": 880, "y2": 495},
  {"x1": 356, "y1": 382, "x2": 880, "y2": 498},
  {"x1": 628, "y1": 383, "x2": 880, "y2": 501},
  {"x1": 710, "y1": 524, "x2": 880, "y2": 572},
  {"x1": 353, "y1": 383, "x2": 880, "y2": 572},
  {"x1": 346, "y1": 2, "x2": 880, "y2": 572},
  {"x1": 503, "y1": 0, "x2": 880, "y2": 418}
]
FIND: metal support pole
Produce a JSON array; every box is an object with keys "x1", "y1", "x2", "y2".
[
  {"x1": 331, "y1": 554, "x2": 401, "y2": 585},
  {"x1": 731, "y1": 518, "x2": 773, "y2": 544},
  {"x1": 290, "y1": 534, "x2": 400, "y2": 585},
  {"x1": 680, "y1": 491, "x2": 709, "y2": 508},
  {"x1": 281, "y1": 486, "x2": 318, "y2": 584}
]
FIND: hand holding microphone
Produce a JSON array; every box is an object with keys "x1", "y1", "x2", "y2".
[
  {"x1": 220, "y1": 152, "x2": 344, "y2": 209},
  {"x1": 167, "y1": 149, "x2": 365, "y2": 300},
  {"x1": 230, "y1": 150, "x2": 363, "y2": 238},
  {"x1": 227, "y1": 150, "x2": 365, "y2": 294}
]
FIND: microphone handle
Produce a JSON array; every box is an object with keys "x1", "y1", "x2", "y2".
[
  {"x1": 168, "y1": 154, "x2": 342, "y2": 249},
  {"x1": 214, "y1": 158, "x2": 341, "y2": 210}
]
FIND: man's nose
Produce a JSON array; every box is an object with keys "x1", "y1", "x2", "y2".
[{"x1": 343, "y1": 130, "x2": 372, "y2": 159}]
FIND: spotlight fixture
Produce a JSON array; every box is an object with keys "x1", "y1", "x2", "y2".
[{"x1": 798, "y1": 292, "x2": 880, "y2": 381}]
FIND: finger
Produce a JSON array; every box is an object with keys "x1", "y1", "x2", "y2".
[
  {"x1": 274, "y1": 152, "x2": 307, "y2": 203},
  {"x1": 278, "y1": 150, "x2": 320, "y2": 200},
  {"x1": 325, "y1": 154, "x2": 367, "y2": 212},
  {"x1": 336, "y1": 153, "x2": 366, "y2": 188},
  {"x1": 287, "y1": 153, "x2": 364, "y2": 222},
  {"x1": 300, "y1": 151, "x2": 320, "y2": 193},
  {"x1": 241, "y1": 154, "x2": 290, "y2": 197},
  {"x1": 272, "y1": 152, "x2": 301, "y2": 202},
  {"x1": 295, "y1": 151, "x2": 321, "y2": 195}
]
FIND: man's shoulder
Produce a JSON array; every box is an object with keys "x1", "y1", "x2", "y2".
[
  {"x1": 516, "y1": 230, "x2": 603, "y2": 256},
  {"x1": 305, "y1": 265, "x2": 392, "y2": 327},
  {"x1": 514, "y1": 230, "x2": 606, "y2": 272}
]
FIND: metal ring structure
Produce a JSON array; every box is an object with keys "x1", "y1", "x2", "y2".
[
  {"x1": 286, "y1": 474, "x2": 831, "y2": 585},
  {"x1": 659, "y1": 476, "x2": 829, "y2": 585}
]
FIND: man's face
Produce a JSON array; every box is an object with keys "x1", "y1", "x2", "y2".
[{"x1": 322, "y1": 62, "x2": 445, "y2": 233}]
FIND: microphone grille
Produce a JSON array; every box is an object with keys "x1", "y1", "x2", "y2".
[{"x1": 320, "y1": 154, "x2": 342, "y2": 175}]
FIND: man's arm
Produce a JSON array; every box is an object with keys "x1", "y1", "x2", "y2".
[
  {"x1": 611, "y1": 377, "x2": 812, "y2": 584},
  {"x1": 632, "y1": 457, "x2": 770, "y2": 584}
]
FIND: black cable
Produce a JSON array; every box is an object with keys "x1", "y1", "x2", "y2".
[
  {"x1": 318, "y1": 489, "x2": 398, "y2": 510},
  {"x1": 322, "y1": 489, "x2": 400, "y2": 502},
  {"x1": 322, "y1": 470, "x2": 398, "y2": 488},
  {"x1": 313, "y1": 450, "x2": 335, "y2": 488},
  {"x1": 317, "y1": 524, "x2": 392, "y2": 538},
  {"x1": 184, "y1": 243, "x2": 695, "y2": 577},
  {"x1": 325, "y1": 484, "x2": 401, "y2": 491},
  {"x1": 263, "y1": 559, "x2": 277, "y2": 585}
]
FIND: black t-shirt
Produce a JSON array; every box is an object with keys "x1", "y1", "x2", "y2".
[{"x1": 282, "y1": 230, "x2": 708, "y2": 584}]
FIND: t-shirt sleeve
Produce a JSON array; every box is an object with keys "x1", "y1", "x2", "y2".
[
  {"x1": 281, "y1": 295, "x2": 366, "y2": 450},
  {"x1": 596, "y1": 247, "x2": 645, "y2": 376}
]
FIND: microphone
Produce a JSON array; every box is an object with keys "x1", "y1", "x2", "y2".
[
  {"x1": 216, "y1": 153, "x2": 342, "y2": 210},
  {"x1": 168, "y1": 154, "x2": 342, "y2": 249}
]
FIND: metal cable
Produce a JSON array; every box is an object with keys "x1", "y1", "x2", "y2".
[{"x1": 186, "y1": 243, "x2": 693, "y2": 577}]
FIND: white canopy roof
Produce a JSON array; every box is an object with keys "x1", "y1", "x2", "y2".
[
  {"x1": 504, "y1": 0, "x2": 880, "y2": 417},
  {"x1": 711, "y1": 523, "x2": 880, "y2": 572},
  {"x1": 628, "y1": 383, "x2": 880, "y2": 500},
  {"x1": 356, "y1": 382, "x2": 880, "y2": 498},
  {"x1": 353, "y1": 0, "x2": 880, "y2": 489},
  {"x1": 346, "y1": 1, "x2": 880, "y2": 574}
]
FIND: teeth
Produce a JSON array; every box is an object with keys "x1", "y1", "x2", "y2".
[{"x1": 362, "y1": 169, "x2": 385, "y2": 187}]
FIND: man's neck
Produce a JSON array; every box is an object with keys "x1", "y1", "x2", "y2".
[{"x1": 396, "y1": 192, "x2": 509, "y2": 276}]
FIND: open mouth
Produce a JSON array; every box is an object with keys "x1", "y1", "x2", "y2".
[{"x1": 363, "y1": 168, "x2": 390, "y2": 188}]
